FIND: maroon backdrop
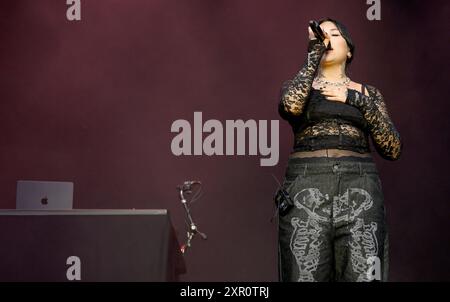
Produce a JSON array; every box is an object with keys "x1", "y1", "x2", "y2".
[{"x1": 0, "y1": 0, "x2": 449, "y2": 281}]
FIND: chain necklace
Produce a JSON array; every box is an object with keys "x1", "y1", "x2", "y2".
[{"x1": 314, "y1": 75, "x2": 351, "y2": 89}]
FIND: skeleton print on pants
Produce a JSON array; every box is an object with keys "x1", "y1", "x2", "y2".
[
  {"x1": 279, "y1": 163, "x2": 388, "y2": 281},
  {"x1": 289, "y1": 187, "x2": 380, "y2": 282},
  {"x1": 278, "y1": 158, "x2": 388, "y2": 282},
  {"x1": 290, "y1": 188, "x2": 329, "y2": 282}
]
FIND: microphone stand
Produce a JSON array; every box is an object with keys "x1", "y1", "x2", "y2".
[{"x1": 178, "y1": 181, "x2": 207, "y2": 254}]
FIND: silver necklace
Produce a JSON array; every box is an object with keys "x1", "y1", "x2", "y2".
[{"x1": 314, "y1": 76, "x2": 350, "y2": 88}]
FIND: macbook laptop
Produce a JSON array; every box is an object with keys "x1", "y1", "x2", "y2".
[{"x1": 16, "y1": 180, "x2": 74, "y2": 210}]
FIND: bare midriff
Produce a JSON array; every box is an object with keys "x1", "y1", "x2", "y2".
[{"x1": 290, "y1": 148, "x2": 372, "y2": 159}]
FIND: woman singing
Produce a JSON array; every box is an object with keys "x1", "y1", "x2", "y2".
[{"x1": 277, "y1": 17, "x2": 402, "y2": 282}]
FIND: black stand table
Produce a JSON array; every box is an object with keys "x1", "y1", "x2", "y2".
[{"x1": 0, "y1": 209, "x2": 186, "y2": 281}]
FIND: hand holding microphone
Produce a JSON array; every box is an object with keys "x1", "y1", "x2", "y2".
[{"x1": 308, "y1": 20, "x2": 332, "y2": 50}]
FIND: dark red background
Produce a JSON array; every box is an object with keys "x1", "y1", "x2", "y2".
[{"x1": 0, "y1": 0, "x2": 449, "y2": 281}]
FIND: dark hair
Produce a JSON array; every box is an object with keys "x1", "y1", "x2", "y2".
[{"x1": 318, "y1": 17, "x2": 355, "y2": 70}]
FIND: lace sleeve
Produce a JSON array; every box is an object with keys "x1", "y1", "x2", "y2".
[
  {"x1": 346, "y1": 85, "x2": 403, "y2": 160},
  {"x1": 278, "y1": 39, "x2": 327, "y2": 119}
]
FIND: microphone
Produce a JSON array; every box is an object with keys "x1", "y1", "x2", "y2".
[
  {"x1": 182, "y1": 180, "x2": 201, "y2": 192},
  {"x1": 309, "y1": 20, "x2": 332, "y2": 50}
]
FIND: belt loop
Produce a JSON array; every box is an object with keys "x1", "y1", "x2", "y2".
[
  {"x1": 303, "y1": 164, "x2": 308, "y2": 177},
  {"x1": 359, "y1": 162, "x2": 363, "y2": 176}
]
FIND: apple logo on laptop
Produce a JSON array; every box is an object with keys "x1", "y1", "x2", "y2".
[{"x1": 41, "y1": 196, "x2": 48, "y2": 205}]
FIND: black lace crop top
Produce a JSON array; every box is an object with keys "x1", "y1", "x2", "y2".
[{"x1": 278, "y1": 39, "x2": 403, "y2": 161}]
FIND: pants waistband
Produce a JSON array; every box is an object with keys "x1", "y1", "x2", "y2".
[
  {"x1": 286, "y1": 156, "x2": 378, "y2": 176},
  {"x1": 288, "y1": 155, "x2": 374, "y2": 163}
]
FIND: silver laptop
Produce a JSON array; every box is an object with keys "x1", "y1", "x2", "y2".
[{"x1": 16, "y1": 180, "x2": 74, "y2": 210}]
